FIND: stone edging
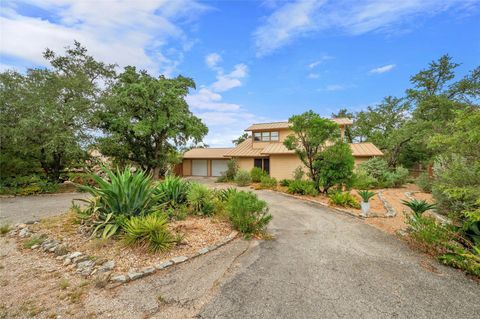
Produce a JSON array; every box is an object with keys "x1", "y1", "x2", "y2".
[
  {"x1": 404, "y1": 191, "x2": 450, "y2": 224},
  {"x1": 9, "y1": 223, "x2": 238, "y2": 287},
  {"x1": 377, "y1": 190, "x2": 396, "y2": 217}
]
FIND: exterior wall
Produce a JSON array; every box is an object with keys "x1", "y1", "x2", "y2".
[
  {"x1": 269, "y1": 154, "x2": 305, "y2": 180},
  {"x1": 236, "y1": 157, "x2": 255, "y2": 172},
  {"x1": 182, "y1": 159, "x2": 192, "y2": 176},
  {"x1": 354, "y1": 157, "x2": 370, "y2": 166}
]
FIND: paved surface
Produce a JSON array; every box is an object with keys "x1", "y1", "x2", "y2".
[
  {"x1": 197, "y1": 188, "x2": 480, "y2": 319},
  {"x1": 0, "y1": 192, "x2": 89, "y2": 224}
]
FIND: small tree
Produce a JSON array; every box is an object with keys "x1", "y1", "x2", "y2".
[
  {"x1": 284, "y1": 110, "x2": 340, "y2": 188},
  {"x1": 314, "y1": 142, "x2": 354, "y2": 193}
]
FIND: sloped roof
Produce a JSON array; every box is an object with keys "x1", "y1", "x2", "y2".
[
  {"x1": 349, "y1": 143, "x2": 383, "y2": 157},
  {"x1": 183, "y1": 148, "x2": 233, "y2": 159},
  {"x1": 223, "y1": 138, "x2": 266, "y2": 157},
  {"x1": 261, "y1": 143, "x2": 295, "y2": 155},
  {"x1": 244, "y1": 118, "x2": 352, "y2": 131}
]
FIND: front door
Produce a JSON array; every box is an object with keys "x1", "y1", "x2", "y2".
[{"x1": 263, "y1": 159, "x2": 270, "y2": 174}]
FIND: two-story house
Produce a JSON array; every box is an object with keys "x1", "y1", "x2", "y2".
[{"x1": 181, "y1": 118, "x2": 383, "y2": 180}]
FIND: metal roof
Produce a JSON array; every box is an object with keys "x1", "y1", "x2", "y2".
[
  {"x1": 183, "y1": 148, "x2": 233, "y2": 159},
  {"x1": 244, "y1": 118, "x2": 353, "y2": 131}
]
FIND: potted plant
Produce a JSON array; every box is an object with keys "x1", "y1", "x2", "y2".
[{"x1": 358, "y1": 190, "x2": 375, "y2": 217}]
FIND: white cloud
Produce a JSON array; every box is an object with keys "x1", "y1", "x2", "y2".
[
  {"x1": 0, "y1": 0, "x2": 209, "y2": 75},
  {"x1": 308, "y1": 73, "x2": 320, "y2": 79},
  {"x1": 211, "y1": 63, "x2": 249, "y2": 92},
  {"x1": 254, "y1": 0, "x2": 476, "y2": 56},
  {"x1": 186, "y1": 88, "x2": 240, "y2": 111},
  {"x1": 308, "y1": 54, "x2": 333, "y2": 68},
  {"x1": 325, "y1": 84, "x2": 345, "y2": 91},
  {"x1": 370, "y1": 64, "x2": 396, "y2": 74},
  {"x1": 205, "y1": 53, "x2": 222, "y2": 69}
]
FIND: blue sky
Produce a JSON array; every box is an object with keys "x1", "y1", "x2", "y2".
[{"x1": 1, "y1": 0, "x2": 479, "y2": 146}]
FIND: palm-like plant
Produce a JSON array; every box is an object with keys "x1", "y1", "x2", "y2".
[
  {"x1": 401, "y1": 199, "x2": 436, "y2": 219},
  {"x1": 155, "y1": 176, "x2": 190, "y2": 207},
  {"x1": 357, "y1": 190, "x2": 375, "y2": 203}
]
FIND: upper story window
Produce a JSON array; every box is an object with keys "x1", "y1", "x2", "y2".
[{"x1": 253, "y1": 131, "x2": 279, "y2": 142}]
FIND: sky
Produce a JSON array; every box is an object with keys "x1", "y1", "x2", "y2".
[{"x1": 1, "y1": 0, "x2": 479, "y2": 147}]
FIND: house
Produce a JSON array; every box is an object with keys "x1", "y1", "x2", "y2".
[{"x1": 181, "y1": 118, "x2": 383, "y2": 179}]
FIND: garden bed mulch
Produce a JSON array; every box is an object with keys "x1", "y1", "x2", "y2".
[{"x1": 27, "y1": 212, "x2": 233, "y2": 273}]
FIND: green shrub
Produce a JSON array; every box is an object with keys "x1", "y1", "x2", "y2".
[
  {"x1": 392, "y1": 166, "x2": 409, "y2": 187},
  {"x1": 359, "y1": 157, "x2": 389, "y2": 180},
  {"x1": 23, "y1": 234, "x2": 47, "y2": 248},
  {"x1": 250, "y1": 167, "x2": 266, "y2": 183},
  {"x1": 0, "y1": 175, "x2": 60, "y2": 195},
  {"x1": 164, "y1": 205, "x2": 189, "y2": 221},
  {"x1": 328, "y1": 192, "x2": 360, "y2": 209},
  {"x1": 416, "y1": 172, "x2": 433, "y2": 193},
  {"x1": 187, "y1": 183, "x2": 216, "y2": 216},
  {"x1": 235, "y1": 170, "x2": 251, "y2": 186},
  {"x1": 259, "y1": 176, "x2": 277, "y2": 189},
  {"x1": 293, "y1": 166, "x2": 305, "y2": 180},
  {"x1": 155, "y1": 176, "x2": 190, "y2": 207},
  {"x1": 123, "y1": 214, "x2": 177, "y2": 252},
  {"x1": 218, "y1": 159, "x2": 239, "y2": 182},
  {"x1": 287, "y1": 180, "x2": 318, "y2": 196},
  {"x1": 226, "y1": 191, "x2": 272, "y2": 237},
  {"x1": 352, "y1": 169, "x2": 378, "y2": 190},
  {"x1": 279, "y1": 179, "x2": 292, "y2": 187}
]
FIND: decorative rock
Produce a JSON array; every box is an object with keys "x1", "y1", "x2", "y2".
[
  {"x1": 73, "y1": 256, "x2": 89, "y2": 264},
  {"x1": 171, "y1": 256, "x2": 188, "y2": 264},
  {"x1": 63, "y1": 258, "x2": 72, "y2": 266},
  {"x1": 68, "y1": 252, "x2": 82, "y2": 259},
  {"x1": 155, "y1": 260, "x2": 173, "y2": 270},
  {"x1": 19, "y1": 228, "x2": 30, "y2": 238},
  {"x1": 111, "y1": 275, "x2": 128, "y2": 283},
  {"x1": 197, "y1": 247, "x2": 209, "y2": 255},
  {"x1": 76, "y1": 260, "x2": 95, "y2": 277},
  {"x1": 99, "y1": 260, "x2": 115, "y2": 272},
  {"x1": 141, "y1": 266, "x2": 155, "y2": 275},
  {"x1": 25, "y1": 220, "x2": 37, "y2": 225},
  {"x1": 30, "y1": 245, "x2": 39, "y2": 250},
  {"x1": 77, "y1": 260, "x2": 95, "y2": 269},
  {"x1": 54, "y1": 245, "x2": 69, "y2": 256},
  {"x1": 127, "y1": 271, "x2": 144, "y2": 280},
  {"x1": 17, "y1": 223, "x2": 27, "y2": 229}
]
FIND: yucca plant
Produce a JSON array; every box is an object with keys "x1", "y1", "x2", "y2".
[
  {"x1": 155, "y1": 176, "x2": 190, "y2": 207},
  {"x1": 187, "y1": 183, "x2": 215, "y2": 216},
  {"x1": 123, "y1": 214, "x2": 178, "y2": 252},
  {"x1": 402, "y1": 199, "x2": 436, "y2": 219},
  {"x1": 358, "y1": 190, "x2": 375, "y2": 203},
  {"x1": 216, "y1": 187, "x2": 239, "y2": 202}
]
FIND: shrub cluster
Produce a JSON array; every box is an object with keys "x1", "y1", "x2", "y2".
[
  {"x1": 287, "y1": 180, "x2": 318, "y2": 196},
  {"x1": 216, "y1": 159, "x2": 238, "y2": 182},
  {"x1": 78, "y1": 168, "x2": 272, "y2": 249},
  {"x1": 328, "y1": 191, "x2": 360, "y2": 209},
  {"x1": 235, "y1": 170, "x2": 252, "y2": 186},
  {"x1": 415, "y1": 172, "x2": 433, "y2": 193},
  {"x1": 250, "y1": 167, "x2": 266, "y2": 183},
  {"x1": 0, "y1": 175, "x2": 59, "y2": 195},
  {"x1": 259, "y1": 176, "x2": 277, "y2": 189},
  {"x1": 352, "y1": 158, "x2": 409, "y2": 189}
]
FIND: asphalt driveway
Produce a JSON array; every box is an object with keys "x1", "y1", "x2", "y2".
[{"x1": 197, "y1": 188, "x2": 479, "y2": 318}]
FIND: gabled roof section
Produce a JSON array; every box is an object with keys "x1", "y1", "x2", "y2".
[
  {"x1": 349, "y1": 143, "x2": 383, "y2": 157},
  {"x1": 223, "y1": 138, "x2": 266, "y2": 157},
  {"x1": 244, "y1": 118, "x2": 352, "y2": 131},
  {"x1": 183, "y1": 148, "x2": 233, "y2": 159}
]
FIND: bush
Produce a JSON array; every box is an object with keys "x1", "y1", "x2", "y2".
[
  {"x1": 359, "y1": 157, "x2": 389, "y2": 180},
  {"x1": 279, "y1": 179, "x2": 292, "y2": 187},
  {"x1": 0, "y1": 175, "x2": 59, "y2": 195},
  {"x1": 123, "y1": 214, "x2": 178, "y2": 252},
  {"x1": 250, "y1": 167, "x2": 266, "y2": 183},
  {"x1": 328, "y1": 191, "x2": 360, "y2": 209},
  {"x1": 235, "y1": 170, "x2": 252, "y2": 186},
  {"x1": 293, "y1": 166, "x2": 304, "y2": 180},
  {"x1": 416, "y1": 172, "x2": 433, "y2": 193},
  {"x1": 187, "y1": 183, "x2": 215, "y2": 216},
  {"x1": 352, "y1": 169, "x2": 378, "y2": 190},
  {"x1": 226, "y1": 191, "x2": 272, "y2": 237},
  {"x1": 259, "y1": 176, "x2": 277, "y2": 189},
  {"x1": 215, "y1": 187, "x2": 239, "y2": 203},
  {"x1": 287, "y1": 180, "x2": 318, "y2": 196},
  {"x1": 155, "y1": 176, "x2": 190, "y2": 207}
]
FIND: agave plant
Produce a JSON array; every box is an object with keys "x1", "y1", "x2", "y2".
[
  {"x1": 402, "y1": 199, "x2": 436, "y2": 219},
  {"x1": 357, "y1": 190, "x2": 375, "y2": 203},
  {"x1": 77, "y1": 167, "x2": 164, "y2": 238},
  {"x1": 155, "y1": 176, "x2": 190, "y2": 207}
]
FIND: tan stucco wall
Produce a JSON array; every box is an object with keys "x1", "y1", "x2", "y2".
[
  {"x1": 252, "y1": 128, "x2": 291, "y2": 148},
  {"x1": 269, "y1": 154, "x2": 305, "y2": 180},
  {"x1": 354, "y1": 157, "x2": 370, "y2": 166},
  {"x1": 236, "y1": 157, "x2": 254, "y2": 172},
  {"x1": 183, "y1": 159, "x2": 192, "y2": 176}
]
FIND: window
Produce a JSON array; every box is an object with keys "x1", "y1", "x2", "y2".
[
  {"x1": 261, "y1": 132, "x2": 270, "y2": 141},
  {"x1": 253, "y1": 132, "x2": 261, "y2": 141},
  {"x1": 270, "y1": 131, "x2": 279, "y2": 141}
]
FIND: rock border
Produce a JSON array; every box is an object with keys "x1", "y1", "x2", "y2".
[
  {"x1": 377, "y1": 190, "x2": 396, "y2": 217},
  {"x1": 9, "y1": 223, "x2": 238, "y2": 287}
]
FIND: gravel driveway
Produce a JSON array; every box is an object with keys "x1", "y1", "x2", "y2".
[{"x1": 0, "y1": 192, "x2": 90, "y2": 224}]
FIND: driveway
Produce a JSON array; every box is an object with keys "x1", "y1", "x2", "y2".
[
  {"x1": 0, "y1": 192, "x2": 89, "y2": 224},
  {"x1": 197, "y1": 188, "x2": 479, "y2": 318}
]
